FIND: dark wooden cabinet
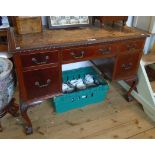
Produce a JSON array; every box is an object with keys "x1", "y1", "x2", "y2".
[
  {"x1": 11, "y1": 25, "x2": 148, "y2": 134},
  {"x1": 14, "y1": 48, "x2": 62, "y2": 103}
]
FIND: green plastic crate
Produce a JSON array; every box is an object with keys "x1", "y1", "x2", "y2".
[{"x1": 52, "y1": 67, "x2": 109, "y2": 113}]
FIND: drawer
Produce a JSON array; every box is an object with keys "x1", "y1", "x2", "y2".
[
  {"x1": 62, "y1": 47, "x2": 91, "y2": 63},
  {"x1": 119, "y1": 39, "x2": 144, "y2": 52},
  {"x1": 114, "y1": 52, "x2": 141, "y2": 80},
  {"x1": 87, "y1": 43, "x2": 117, "y2": 57},
  {"x1": 20, "y1": 50, "x2": 59, "y2": 68},
  {"x1": 23, "y1": 66, "x2": 61, "y2": 100}
]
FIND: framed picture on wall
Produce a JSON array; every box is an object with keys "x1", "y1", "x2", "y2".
[{"x1": 47, "y1": 16, "x2": 90, "y2": 29}]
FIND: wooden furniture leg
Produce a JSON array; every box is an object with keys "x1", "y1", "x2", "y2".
[
  {"x1": 0, "y1": 119, "x2": 2, "y2": 132},
  {"x1": 99, "y1": 20, "x2": 103, "y2": 28},
  {"x1": 112, "y1": 21, "x2": 115, "y2": 27},
  {"x1": 0, "y1": 111, "x2": 6, "y2": 132},
  {"x1": 123, "y1": 20, "x2": 126, "y2": 26},
  {"x1": 20, "y1": 102, "x2": 33, "y2": 135},
  {"x1": 125, "y1": 76, "x2": 138, "y2": 102},
  {"x1": 0, "y1": 98, "x2": 19, "y2": 132},
  {"x1": 7, "y1": 98, "x2": 19, "y2": 117},
  {"x1": 92, "y1": 17, "x2": 95, "y2": 25}
]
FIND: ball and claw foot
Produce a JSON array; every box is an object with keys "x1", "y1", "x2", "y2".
[
  {"x1": 25, "y1": 126, "x2": 33, "y2": 135},
  {"x1": 125, "y1": 76, "x2": 138, "y2": 102},
  {"x1": 126, "y1": 95, "x2": 134, "y2": 102}
]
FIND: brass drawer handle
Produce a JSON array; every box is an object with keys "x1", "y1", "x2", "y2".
[
  {"x1": 71, "y1": 51, "x2": 85, "y2": 59},
  {"x1": 32, "y1": 55, "x2": 49, "y2": 65},
  {"x1": 98, "y1": 47, "x2": 111, "y2": 54},
  {"x1": 127, "y1": 44, "x2": 137, "y2": 50},
  {"x1": 122, "y1": 63, "x2": 133, "y2": 70},
  {"x1": 35, "y1": 79, "x2": 51, "y2": 88}
]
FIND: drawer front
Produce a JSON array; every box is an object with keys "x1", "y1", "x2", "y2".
[
  {"x1": 114, "y1": 52, "x2": 141, "y2": 80},
  {"x1": 62, "y1": 47, "x2": 91, "y2": 63},
  {"x1": 21, "y1": 50, "x2": 59, "y2": 68},
  {"x1": 23, "y1": 66, "x2": 61, "y2": 100},
  {"x1": 87, "y1": 43, "x2": 117, "y2": 57},
  {"x1": 119, "y1": 39, "x2": 144, "y2": 52}
]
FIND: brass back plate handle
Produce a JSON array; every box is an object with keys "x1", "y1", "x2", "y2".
[
  {"x1": 32, "y1": 55, "x2": 49, "y2": 65},
  {"x1": 35, "y1": 79, "x2": 51, "y2": 88},
  {"x1": 71, "y1": 51, "x2": 85, "y2": 59}
]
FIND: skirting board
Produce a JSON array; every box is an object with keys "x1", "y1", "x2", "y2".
[{"x1": 118, "y1": 80, "x2": 155, "y2": 122}]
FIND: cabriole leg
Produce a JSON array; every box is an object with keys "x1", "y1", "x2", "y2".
[
  {"x1": 126, "y1": 76, "x2": 138, "y2": 102},
  {"x1": 7, "y1": 98, "x2": 19, "y2": 117},
  {"x1": 20, "y1": 102, "x2": 33, "y2": 135},
  {"x1": 0, "y1": 98, "x2": 19, "y2": 132}
]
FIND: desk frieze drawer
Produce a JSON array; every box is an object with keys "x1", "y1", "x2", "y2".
[
  {"x1": 118, "y1": 39, "x2": 145, "y2": 52},
  {"x1": 62, "y1": 47, "x2": 91, "y2": 63},
  {"x1": 20, "y1": 50, "x2": 59, "y2": 68},
  {"x1": 87, "y1": 43, "x2": 117, "y2": 57},
  {"x1": 23, "y1": 66, "x2": 61, "y2": 101},
  {"x1": 114, "y1": 51, "x2": 141, "y2": 80}
]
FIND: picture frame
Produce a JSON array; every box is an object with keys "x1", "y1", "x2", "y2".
[{"x1": 47, "y1": 16, "x2": 91, "y2": 29}]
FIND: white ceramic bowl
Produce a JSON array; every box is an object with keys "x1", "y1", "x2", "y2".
[{"x1": 0, "y1": 58, "x2": 15, "y2": 111}]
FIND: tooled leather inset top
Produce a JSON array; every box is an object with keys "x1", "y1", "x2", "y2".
[{"x1": 14, "y1": 26, "x2": 149, "y2": 51}]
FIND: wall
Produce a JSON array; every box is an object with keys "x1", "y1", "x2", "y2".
[
  {"x1": 126, "y1": 16, "x2": 133, "y2": 27},
  {"x1": 41, "y1": 16, "x2": 47, "y2": 26},
  {"x1": 132, "y1": 16, "x2": 155, "y2": 54}
]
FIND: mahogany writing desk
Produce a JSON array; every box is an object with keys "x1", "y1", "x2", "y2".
[{"x1": 12, "y1": 25, "x2": 148, "y2": 134}]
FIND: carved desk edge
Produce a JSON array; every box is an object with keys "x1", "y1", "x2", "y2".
[
  {"x1": 14, "y1": 37, "x2": 147, "y2": 53},
  {"x1": 13, "y1": 36, "x2": 149, "y2": 53},
  {"x1": 8, "y1": 26, "x2": 149, "y2": 53}
]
